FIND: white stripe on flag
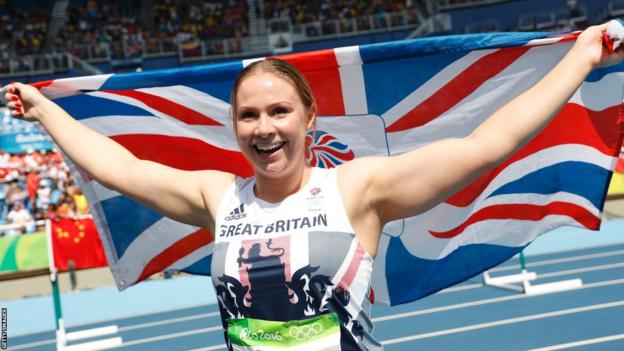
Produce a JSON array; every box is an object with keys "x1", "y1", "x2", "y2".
[
  {"x1": 335, "y1": 46, "x2": 368, "y2": 115},
  {"x1": 89, "y1": 180, "x2": 120, "y2": 202},
  {"x1": 569, "y1": 72, "x2": 624, "y2": 110},
  {"x1": 112, "y1": 217, "x2": 204, "y2": 285},
  {"x1": 524, "y1": 34, "x2": 578, "y2": 46},
  {"x1": 81, "y1": 116, "x2": 240, "y2": 151},
  {"x1": 164, "y1": 242, "x2": 214, "y2": 273},
  {"x1": 137, "y1": 86, "x2": 233, "y2": 125},
  {"x1": 316, "y1": 115, "x2": 388, "y2": 158},
  {"x1": 462, "y1": 144, "x2": 613, "y2": 210},
  {"x1": 50, "y1": 74, "x2": 113, "y2": 90},
  {"x1": 386, "y1": 43, "x2": 573, "y2": 153},
  {"x1": 41, "y1": 74, "x2": 113, "y2": 99},
  {"x1": 242, "y1": 57, "x2": 265, "y2": 67},
  {"x1": 425, "y1": 192, "x2": 600, "y2": 235},
  {"x1": 400, "y1": 213, "x2": 597, "y2": 260},
  {"x1": 381, "y1": 49, "x2": 495, "y2": 126}
]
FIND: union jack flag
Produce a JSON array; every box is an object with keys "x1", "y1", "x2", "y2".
[{"x1": 38, "y1": 30, "x2": 624, "y2": 305}]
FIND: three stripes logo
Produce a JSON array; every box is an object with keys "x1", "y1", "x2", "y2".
[{"x1": 225, "y1": 204, "x2": 246, "y2": 221}]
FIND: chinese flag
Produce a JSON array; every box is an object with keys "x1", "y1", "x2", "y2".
[{"x1": 51, "y1": 217, "x2": 108, "y2": 271}]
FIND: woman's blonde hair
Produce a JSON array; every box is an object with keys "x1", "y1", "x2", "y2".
[{"x1": 230, "y1": 59, "x2": 317, "y2": 121}]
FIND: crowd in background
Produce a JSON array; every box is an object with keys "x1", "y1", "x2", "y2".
[
  {"x1": 58, "y1": 0, "x2": 145, "y2": 60},
  {"x1": 0, "y1": 0, "x2": 428, "y2": 64},
  {"x1": 0, "y1": 0, "x2": 50, "y2": 73},
  {"x1": 0, "y1": 149, "x2": 89, "y2": 236},
  {"x1": 0, "y1": 0, "x2": 250, "y2": 63},
  {"x1": 263, "y1": 0, "x2": 416, "y2": 26}
]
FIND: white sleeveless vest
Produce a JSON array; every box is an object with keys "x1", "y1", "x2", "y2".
[{"x1": 211, "y1": 167, "x2": 382, "y2": 350}]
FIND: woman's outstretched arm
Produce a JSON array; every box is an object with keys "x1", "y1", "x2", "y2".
[
  {"x1": 339, "y1": 23, "x2": 624, "y2": 253},
  {"x1": 4, "y1": 83, "x2": 233, "y2": 229}
]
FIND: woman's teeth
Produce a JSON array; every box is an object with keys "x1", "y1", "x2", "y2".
[{"x1": 255, "y1": 142, "x2": 285, "y2": 153}]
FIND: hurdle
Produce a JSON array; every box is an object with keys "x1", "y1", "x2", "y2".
[
  {"x1": 45, "y1": 220, "x2": 123, "y2": 351},
  {"x1": 483, "y1": 251, "x2": 583, "y2": 296}
]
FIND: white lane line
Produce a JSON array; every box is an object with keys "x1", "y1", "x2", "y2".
[
  {"x1": 439, "y1": 283, "x2": 483, "y2": 294},
  {"x1": 185, "y1": 344, "x2": 228, "y2": 351},
  {"x1": 9, "y1": 339, "x2": 54, "y2": 350},
  {"x1": 538, "y1": 262, "x2": 624, "y2": 279},
  {"x1": 492, "y1": 249, "x2": 624, "y2": 273},
  {"x1": 118, "y1": 312, "x2": 220, "y2": 332},
  {"x1": 110, "y1": 326, "x2": 222, "y2": 349},
  {"x1": 8, "y1": 311, "x2": 221, "y2": 350},
  {"x1": 382, "y1": 300, "x2": 624, "y2": 345},
  {"x1": 528, "y1": 333, "x2": 624, "y2": 351},
  {"x1": 372, "y1": 278, "x2": 624, "y2": 323},
  {"x1": 441, "y1": 261, "x2": 624, "y2": 295}
]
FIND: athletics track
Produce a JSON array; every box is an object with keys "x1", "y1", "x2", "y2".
[{"x1": 5, "y1": 221, "x2": 624, "y2": 351}]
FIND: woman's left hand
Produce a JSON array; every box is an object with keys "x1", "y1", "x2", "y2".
[{"x1": 574, "y1": 23, "x2": 624, "y2": 69}]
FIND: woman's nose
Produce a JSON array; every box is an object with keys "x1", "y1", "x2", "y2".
[{"x1": 255, "y1": 114, "x2": 274, "y2": 136}]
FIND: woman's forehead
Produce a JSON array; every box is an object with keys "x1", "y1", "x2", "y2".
[{"x1": 237, "y1": 72, "x2": 300, "y2": 104}]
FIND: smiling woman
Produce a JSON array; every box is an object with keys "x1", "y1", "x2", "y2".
[
  {"x1": 232, "y1": 60, "x2": 317, "y2": 203},
  {"x1": 3, "y1": 22, "x2": 623, "y2": 350}
]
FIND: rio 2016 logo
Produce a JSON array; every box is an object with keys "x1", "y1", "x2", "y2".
[{"x1": 239, "y1": 328, "x2": 283, "y2": 341}]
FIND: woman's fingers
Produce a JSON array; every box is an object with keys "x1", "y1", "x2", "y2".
[{"x1": 2, "y1": 84, "x2": 25, "y2": 117}]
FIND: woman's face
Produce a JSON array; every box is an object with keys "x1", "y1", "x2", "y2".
[{"x1": 234, "y1": 71, "x2": 314, "y2": 178}]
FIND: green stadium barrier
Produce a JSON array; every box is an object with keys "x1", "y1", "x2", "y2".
[{"x1": 0, "y1": 231, "x2": 49, "y2": 273}]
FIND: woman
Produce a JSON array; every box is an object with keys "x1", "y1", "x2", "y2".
[{"x1": 4, "y1": 23, "x2": 623, "y2": 350}]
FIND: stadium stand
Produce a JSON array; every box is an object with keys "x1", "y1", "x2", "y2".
[{"x1": 0, "y1": 144, "x2": 81, "y2": 236}]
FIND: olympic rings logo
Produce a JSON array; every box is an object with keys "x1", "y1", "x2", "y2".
[{"x1": 288, "y1": 322, "x2": 324, "y2": 341}]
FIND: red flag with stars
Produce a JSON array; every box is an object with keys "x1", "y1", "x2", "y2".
[{"x1": 51, "y1": 217, "x2": 108, "y2": 271}]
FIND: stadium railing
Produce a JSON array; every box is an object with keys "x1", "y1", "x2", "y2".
[
  {"x1": 0, "y1": 53, "x2": 102, "y2": 79},
  {"x1": 180, "y1": 8, "x2": 425, "y2": 63},
  {"x1": 432, "y1": 0, "x2": 512, "y2": 11},
  {"x1": 517, "y1": 5, "x2": 588, "y2": 31},
  {"x1": 609, "y1": 0, "x2": 624, "y2": 17}
]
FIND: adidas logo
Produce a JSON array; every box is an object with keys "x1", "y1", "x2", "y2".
[{"x1": 225, "y1": 204, "x2": 246, "y2": 221}]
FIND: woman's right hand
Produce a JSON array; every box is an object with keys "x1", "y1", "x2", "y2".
[{"x1": 3, "y1": 82, "x2": 49, "y2": 122}]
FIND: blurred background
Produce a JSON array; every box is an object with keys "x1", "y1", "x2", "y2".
[{"x1": 1, "y1": 0, "x2": 624, "y2": 350}]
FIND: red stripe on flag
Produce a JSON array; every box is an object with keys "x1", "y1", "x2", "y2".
[
  {"x1": 386, "y1": 46, "x2": 531, "y2": 132},
  {"x1": 429, "y1": 202, "x2": 600, "y2": 239},
  {"x1": 278, "y1": 50, "x2": 346, "y2": 116},
  {"x1": 446, "y1": 103, "x2": 624, "y2": 207},
  {"x1": 110, "y1": 134, "x2": 253, "y2": 177},
  {"x1": 105, "y1": 90, "x2": 223, "y2": 126},
  {"x1": 137, "y1": 228, "x2": 213, "y2": 283},
  {"x1": 32, "y1": 80, "x2": 53, "y2": 89}
]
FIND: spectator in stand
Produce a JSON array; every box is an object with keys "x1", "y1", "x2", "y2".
[
  {"x1": 5, "y1": 201, "x2": 33, "y2": 236},
  {"x1": 25, "y1": 168, "x2": 39, "y2": 211},
  {"x1": 5, "y1": 181, "x2": 27, "y2": 214},
  {"x1": 0, "y1": 181, "x2": 7, "y2": 221},
  {"x1": 36, "y1": 178, "x2": 52, "y2": 214},
  {"x1": 71, "y1": 187, "x2": 89, "y2": 215}
]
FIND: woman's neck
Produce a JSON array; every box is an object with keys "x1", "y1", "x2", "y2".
[{"x1": 253, "y1": 166, "x2": 312, "y2": 203}]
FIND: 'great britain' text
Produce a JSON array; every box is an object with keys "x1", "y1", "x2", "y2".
[{"x1": 219, "y1": 214, "x2": 328, "y2": 237}]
